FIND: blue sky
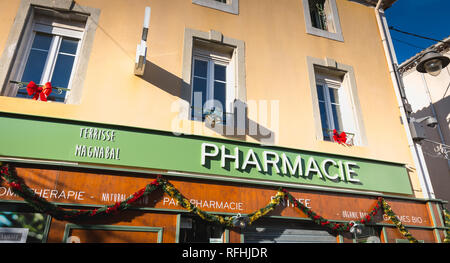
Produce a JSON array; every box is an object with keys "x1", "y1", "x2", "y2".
[{"x1": 385, "y1": 0, "x2": 450, "y2": 64}]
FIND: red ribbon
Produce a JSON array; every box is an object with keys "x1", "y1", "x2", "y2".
[
  {"x1": 333, "y1": 129, "x2": 347, "y2": 145},
  {"x1": 26, "y1": 81, "x2": 52, "y2": 101}
]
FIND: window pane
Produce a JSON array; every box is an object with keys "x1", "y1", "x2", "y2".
[
  {"x1": 31, "y1": 33, "x2": 52, "y2": 50},
  {"x1": 319, "y1": 101, "x2": 330, "y2": 140},
  {"x1": 192, "y1": 77, "x2": 207, "y2": 119},
  {"x1": 214, "y1": 64, "x2": 226, "y2": 82},
  {"x1": 309, "y1": 0, "x2": 327, "y2": 31},
  {"x1": 213, "y1": 81, "x2": 226, "y2": 113},
  {"x1": 0, "y1": 212, "x2": 47, "y2": 243},
  {"x1": 59, "y1": 38, "x2": 78, "y2": 54},
  {"x1": 19, "y1": 33, "x2": 53, "y2": 87},
  {"x1": 331, "y1": 104, "x2": 343, "y2": 131},
  {"x1": 316, "y1": 84, "x2": 325, "y2": 101},
  {"x1": 50, "y1": 54, "x2": 76, "y2": 102},
  {"x1": 328, "y1": 87, "x2": 340, "y2": 104},
  {"x1": 194, "y1": 59, "x2": 208, "y2": 78},
  {"x1": 20, "y1": 50, "x2": 48, "y2": 84}
]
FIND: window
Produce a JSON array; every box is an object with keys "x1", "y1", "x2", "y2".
[
  {"x1": 15, "y1": 21, "x2": 83, "y2": 103},
  {"x1": 0, "y1": 211, "x2": 48, "y2": 243},
  {"x1": 242, "y1": 219, "x2": 337, "y2": 243},
  {"x1": 179, "y1": 216, "x2": 227, "y2": 243},
  {"x1": 309, "y1": 0, "x2": 334, "y2": 31},
  {"x1": 302, "y1": 0, "x2": 344, "y2": 42},
  {"x1": 180, "y1": 28, "x2": 246, "y2": 134},
  {"x1": 192, "y1": 0, "x2": 239, "y2": 15},
  {"x1": 316, "y1": 75, "x2": 344, "y2": 141},
  {"x1": 191, "y1": 39, "x2": 235, "y2": 125},
  {"x1": 352, "y1": 226, "x2": 381, "y2": 243},
  {"x1": 0, "y1": 1, "x2": 100, "y2": 104},
  {"x1": 307, "y1": 57, "x2": 367, "y2": 146}
]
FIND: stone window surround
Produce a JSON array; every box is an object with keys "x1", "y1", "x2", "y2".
[
  {"x1": 192, "y1": 0, "x2": 239, "y2": 15},
  {"x1": 306, "y1": 56, "x2": 367, "y2": 146},
  {"x1": 181, "y1": 28, "x2": 246, "y2": 121},
  {"x1": 0, "y1": 0, "x2": 100, "y2": 104},
  {"x1": 301, "y1": 0, "x2": 344, "y2": 42}
]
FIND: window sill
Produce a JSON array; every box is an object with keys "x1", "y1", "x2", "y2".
[
  {"x1": 306, "y1": 27, "x2": 344, "y2": 42},
  {"x1": 192, "y1": 0, "x2": 239, "y2": 15}
]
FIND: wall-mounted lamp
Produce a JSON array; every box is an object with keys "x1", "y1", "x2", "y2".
[
  {"x1": 409, "y1": 116, "x2": 438, "y2": 142},
  {"x1": 134, "y1": 7, "x2": 151, "y2": 76},
  {"x1": 416, "y1": 51, "x2": 450, "y2": 77}
]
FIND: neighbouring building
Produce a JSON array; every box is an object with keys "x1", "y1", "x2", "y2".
[
  {"x1": 399, "y1": 36, "x2": 450, "y2": 210},
  {"x1": 0, "y1": 0, "x2": 447, "y2": 243}
]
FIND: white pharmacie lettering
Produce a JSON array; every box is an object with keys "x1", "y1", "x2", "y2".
[
  {"x1": 242, "y1": 149, "x2": 262, "y2": 172},
  {"x1": 200, "y1": 144, "x2": 361, "y2": 184},
  {"x1": 344, "y1": 162, "x2": 360, "y2": 183},
  {"x1": 263, "y1": 151, "x2": 280, "y2": 174},
  {"x1": 201, "y1": 143, "x2": 219, "y2": 166},
  {"x1": 305, "y1": 157, "x2": 323, "y2": 179},
  {"x1": 321, "y1": 159, "x2": 339, "y2": 180},
  {"x1": 281, "y1": 153, "x2": 303, "y2": 177}
]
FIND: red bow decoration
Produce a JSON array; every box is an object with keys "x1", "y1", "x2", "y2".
[
  {"x1": 333, "y1": 129, "x2": 347, "y2": 145},
  {"x1": 26, "y1": 81, "x2": 52, "y2": 101}
]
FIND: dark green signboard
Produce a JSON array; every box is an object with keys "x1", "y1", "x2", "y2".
[{"x1": 0, "y1": 113, "x2": 412, "y2": 194}]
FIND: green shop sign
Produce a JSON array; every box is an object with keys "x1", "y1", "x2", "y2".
[{"x1": 0, "y1": 113, "x2": 412, "y2": 194}]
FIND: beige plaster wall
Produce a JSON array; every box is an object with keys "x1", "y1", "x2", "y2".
[{"x1": 0, "y1": 0, "x2": 423, "y2": 196}]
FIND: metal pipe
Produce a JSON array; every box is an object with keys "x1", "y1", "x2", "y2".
[{"x1": 374, "y1": 0, "x2": 435, "y2": 198}]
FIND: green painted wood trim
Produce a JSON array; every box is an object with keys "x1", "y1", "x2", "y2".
[
  {"x1": 0, "y1": 111, "x2": 408, "y2": 166},
  {"x1": 395, "y1": 239, "x2": 424, "y2": 243},
  {"x1": 175, "y1": 214, "x2": 181, "y2": 243},
  {"x1": 381, "y1": 227, "x2": 388, "y2": 243},
  {"x1": 3, "y1": 157, "x2": 448, "y2": 205},
  {"x1": 41, "y1": 215, "x2": 52, "y2": 243},
  {"x1": 0, "y1": 112, "x2": 413, "y2": 194},
  {"x1": 1, "y1": 199, "x2": 448, "y2": 231},
  {"x1": 62, "y1": 224, "x2": 163, "y2": 243},
  {"x1": 427, "y1": 202, "x2": 441, "y2": 243},
  {"x1": 224, "y1": 229, "x2": 230, "y2": 243}
]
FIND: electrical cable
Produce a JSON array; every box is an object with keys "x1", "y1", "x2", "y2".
[
  {"x1": 391, "y1": 37, "x2": 427, "y2": 50},
  {"x1": 389, "y1": 26, "x2": 449, "y2": 45}
]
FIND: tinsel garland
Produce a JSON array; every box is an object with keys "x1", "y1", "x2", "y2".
[
  {"x1": 380, "y1": 198, "x2": 418, "y2": 243},
  {"x1": 444, "y1": 209, "x2": 450, "y2": 243},
  {"x1": 161, "y1": 179, "x2": 285, "y2": 228},
  {"x1": 0, "y1": 163, "x2": 422, "y2": 241},
  {"x1": 282, "y1": 189, "x2": 382, "y2": 233},
  {"x1": 0, "y1": 164, "x2": 161, "y2": 220}
]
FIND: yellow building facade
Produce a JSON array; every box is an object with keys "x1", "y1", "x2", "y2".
[{"x1": 0, "y1": 0, "x2": 447, "y2": 243}]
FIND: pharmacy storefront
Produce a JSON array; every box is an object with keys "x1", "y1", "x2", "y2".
[{"x1": 0, "y1": 112, "x2": 448, "y2": 243}]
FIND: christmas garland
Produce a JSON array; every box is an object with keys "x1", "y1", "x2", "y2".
[
  {"x1": 282, "y1": 189, "x2": 382, "y2": 233},
  {"x1": 444, "y1": 208, "x2": 450, "y2": 243},
  {"x1": 0, "y1": 163, "x2": 421, "y2": 241},
  {"x1": 380, "y1": 198, "x2": 418, "y2": 243}
]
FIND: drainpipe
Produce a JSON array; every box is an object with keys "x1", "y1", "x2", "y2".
[{"x1": 374, "y1": 0, "x2": 435, "y2": 199}]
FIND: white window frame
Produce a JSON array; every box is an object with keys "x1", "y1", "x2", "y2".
[
  {"x1": 192, "y1": 0, "x2": 239, "y2": 15},
  {"x1": 316, "y1": 75, "x2": 343, "y2": 140},
  {"x1": 302, "y1": 0, "x2": 344, "y2": 42},
  {"x1": 11, "y1": 19, "x2": 84, "y2": 103},
  {"x1": 190, "y1": 47, "x2": 236, "y2": 124},
  {"x1": 307, "y1": 56, "x2": 368, "y2": 146}
]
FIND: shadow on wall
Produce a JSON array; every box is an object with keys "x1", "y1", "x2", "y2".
[
  {"x1": 136, "y1": 60, "x2": 276, "y2": 144},
  {"x1": 413, "y1": 95, "x2": 450, "y2": 210}
]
